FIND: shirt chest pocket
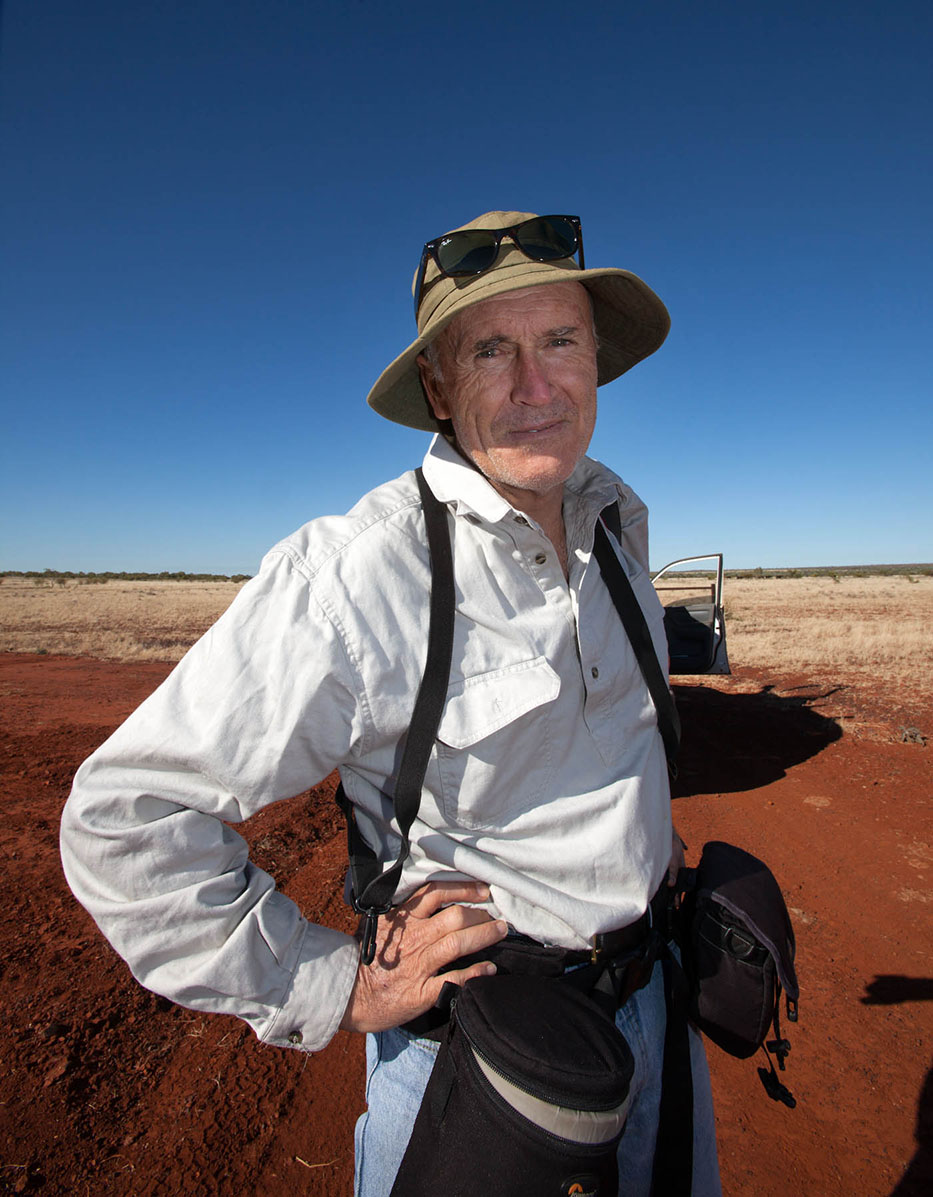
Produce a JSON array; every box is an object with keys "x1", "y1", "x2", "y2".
[{"x1": 435, "y1": 656, "x2": 560, "y2": 831}]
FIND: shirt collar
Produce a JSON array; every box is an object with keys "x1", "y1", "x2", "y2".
[{"x1": 421, "y1": 434, "x2": 625, "y2": 528}]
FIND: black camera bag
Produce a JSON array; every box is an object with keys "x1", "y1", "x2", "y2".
[
  {"x1": 678, "y1": 841, "x2": 799, "y2": 1102},
  {"x1": 390, "y1": 974, "x2": 634, "y2": 1197}
]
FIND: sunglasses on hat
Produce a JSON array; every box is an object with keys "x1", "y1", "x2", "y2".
[{"x1": 413, "y1": 214, "x2": 585, "y2": 316}]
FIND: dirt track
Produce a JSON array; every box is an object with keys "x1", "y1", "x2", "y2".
[{"x1": 1, "y1": 652, "x2": 930, "y2": 1195}]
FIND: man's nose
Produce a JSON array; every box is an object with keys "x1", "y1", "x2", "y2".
[{"x1": 511, "y1": 349, "x2": 552, "y2": 405}]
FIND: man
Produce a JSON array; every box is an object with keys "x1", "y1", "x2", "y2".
[{"x1": 61, "y1": 210, "x2": 720, "y2": 1194}]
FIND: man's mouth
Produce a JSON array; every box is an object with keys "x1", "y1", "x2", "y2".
[{"x1": 505, "y1": 417, "x2": 566, "y2": 437}]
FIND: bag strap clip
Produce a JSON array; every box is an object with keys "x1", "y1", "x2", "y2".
[{"x1": 353, "y1": 899, "x2": 395, "y2": 966}]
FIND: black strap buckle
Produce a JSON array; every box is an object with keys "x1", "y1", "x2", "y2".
[{"x1": 353, "y1": 899, "x2": 394, "y2": 966}]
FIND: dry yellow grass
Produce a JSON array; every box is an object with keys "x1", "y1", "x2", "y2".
[
  {"x1": 0, "y1": 578, "x2": 246, "y2": 662},
  {"x1": 719, "y1": 575, "x2": 933, "y2": 706},
  {"x1": 1, "y1": 574, "x2": 931, "y2": 710}
]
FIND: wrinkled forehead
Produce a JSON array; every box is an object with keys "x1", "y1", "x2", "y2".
[{"x1": 433, "y1": 280, "x2": 594, "y2": 353}]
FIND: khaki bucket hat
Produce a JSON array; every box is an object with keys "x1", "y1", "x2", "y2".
[{"x1": 366, "y1": 209, "x2": 671, "y2": 432}]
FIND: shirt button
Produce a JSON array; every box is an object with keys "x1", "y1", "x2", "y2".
[
  {"x1": 534, "y1": 552, "x2": 547, "y2": 565},
  {"x1": 287, "y1": 1030, "x2": 303, "y2": 1045},
  {"x1": 591, "y1": 666, "x2": 600, "y2": 679}
]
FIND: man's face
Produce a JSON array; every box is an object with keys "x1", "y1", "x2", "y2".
[{"x1": 418, "y1": 281, "x2": 598, "y2": 511}]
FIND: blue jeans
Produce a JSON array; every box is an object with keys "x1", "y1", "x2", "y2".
[{"x1": 354, "y1": 957, "x2": 721, "y2": 1196}]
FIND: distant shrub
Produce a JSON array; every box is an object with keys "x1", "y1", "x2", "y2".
[{"x1": 1, "y1": 570, "x2": 253, "y2": 583}]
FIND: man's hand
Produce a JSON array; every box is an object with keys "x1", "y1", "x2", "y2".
[
  {"x1": 339, "y1": 881, "x2": 508, "y2": 1034},
  {"x1": 667, "y1": 826, "x2": 687, "y2": 888}
]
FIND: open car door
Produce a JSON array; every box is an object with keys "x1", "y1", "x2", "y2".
[{"x1": 652, "y1": 554, "x2": 730, "y2": 675}]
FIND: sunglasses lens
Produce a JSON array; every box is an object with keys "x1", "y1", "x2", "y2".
[
  {"x1": 514, "y1": 216, "x2": 579, "y2": 261},
  {"x1": 420, "y1": 217, "x2": 581, "y2": 315},
  {"x1": 435, "y1": 232, "x2": 500, "y2": 277}
]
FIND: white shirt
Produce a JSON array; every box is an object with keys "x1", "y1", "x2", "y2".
[{"x1": 60, "y1": 436, "x2": 672, "y2": 1052}]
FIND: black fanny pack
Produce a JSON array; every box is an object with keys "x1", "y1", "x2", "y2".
[
  {"x1": 676, "y1": 840, "x2": 800, "y2": 1105},
  {"x1": 390, "y1": 975, "x2": 634, "y2": 1197}
]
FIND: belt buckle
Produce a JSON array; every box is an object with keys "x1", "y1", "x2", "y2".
[
  {"x1": 590, "y1": 901, "x2": 654, "y2": 964},
  {"x1": 589, "y1": 931, "x2": 620, "y2": 964}
]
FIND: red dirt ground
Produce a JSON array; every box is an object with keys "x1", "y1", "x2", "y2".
[{"x1": 0, "y1": 652, "x2": 930, "y2": 1196}]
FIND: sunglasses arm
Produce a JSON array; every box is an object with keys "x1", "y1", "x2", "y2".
[{"x1": 413, "y1": 250, "x2": 431, "y2": 318}]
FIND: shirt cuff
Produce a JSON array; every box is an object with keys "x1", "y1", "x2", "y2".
[{"x1": 261, "y1": 922, "x2": 360, "y2": 1052}]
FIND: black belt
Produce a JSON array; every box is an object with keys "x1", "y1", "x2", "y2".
[
  {"x1": 565, "y1": 880, "x2": 672, "y2": 964},
  {"x1": 402, "y1": 882, "x2": 672, "y2": 1037},
  {"x1": 495, "y1": 879, "x2": 670, "y2": 964}
]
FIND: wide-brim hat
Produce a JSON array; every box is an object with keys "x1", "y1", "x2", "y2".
[{"x1": 366, "y1": 209, "x2": 671, "y2": 432}]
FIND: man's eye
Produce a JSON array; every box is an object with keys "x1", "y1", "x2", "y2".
[{"x1": 550, "y1": 337, "x2": 572, "y2": 347}]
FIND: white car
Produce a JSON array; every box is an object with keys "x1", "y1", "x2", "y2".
[{"x1": 652, "y1": 555, "x2": 730, "y2": 675}]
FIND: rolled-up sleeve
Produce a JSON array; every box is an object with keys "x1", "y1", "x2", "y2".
[{"x1": 60, "y1": 549, "x2": 364, "y2": 1051}]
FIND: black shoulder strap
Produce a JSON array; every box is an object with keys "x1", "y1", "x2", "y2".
[
  {"x1": 599, "y1": 503, "x2": 690, "y2": 1191},
  {"x1": 338, "y1": 467, "x2": 454, "y2": 963},
  {"x1": 592, "y1": 510, "x2": 681, "y2": 776}
]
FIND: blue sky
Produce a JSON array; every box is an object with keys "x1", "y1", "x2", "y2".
[{"x1": 2, "y1": 0, "x2": 931, "y2": 573}]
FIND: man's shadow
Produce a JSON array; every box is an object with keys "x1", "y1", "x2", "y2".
[
  {"x1": 671, "y1": 683, "x2": 844, "y2": 798},
  {"x1": 890, "y1": 1062, "x2": 933, "y2": 1197},
  {"x1": 863, "y1": 978, "x2": 933, "y2": 1197}
]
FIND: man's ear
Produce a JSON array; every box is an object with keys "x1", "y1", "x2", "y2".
[{"x1": 417, "y1": 353, "x2": 451, "y2": 422}]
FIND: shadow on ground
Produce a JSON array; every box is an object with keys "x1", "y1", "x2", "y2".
[
  {"x1": 671, "y1": 683, "x2": 843, "y2": 798},
  {"x1": 860, "y1": 976, "x2": 933, "y2": 1197},
  {"x1": 862, "y1": 975, "x2": 933, "y2": 1005},
  {"x1": 890, "y1": 1062, "x2": 933, "y2": 1197}
]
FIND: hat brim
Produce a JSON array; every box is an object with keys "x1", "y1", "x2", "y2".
[{"x1": 367, "y1": 264, "x2": 670, "y2": 432}]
